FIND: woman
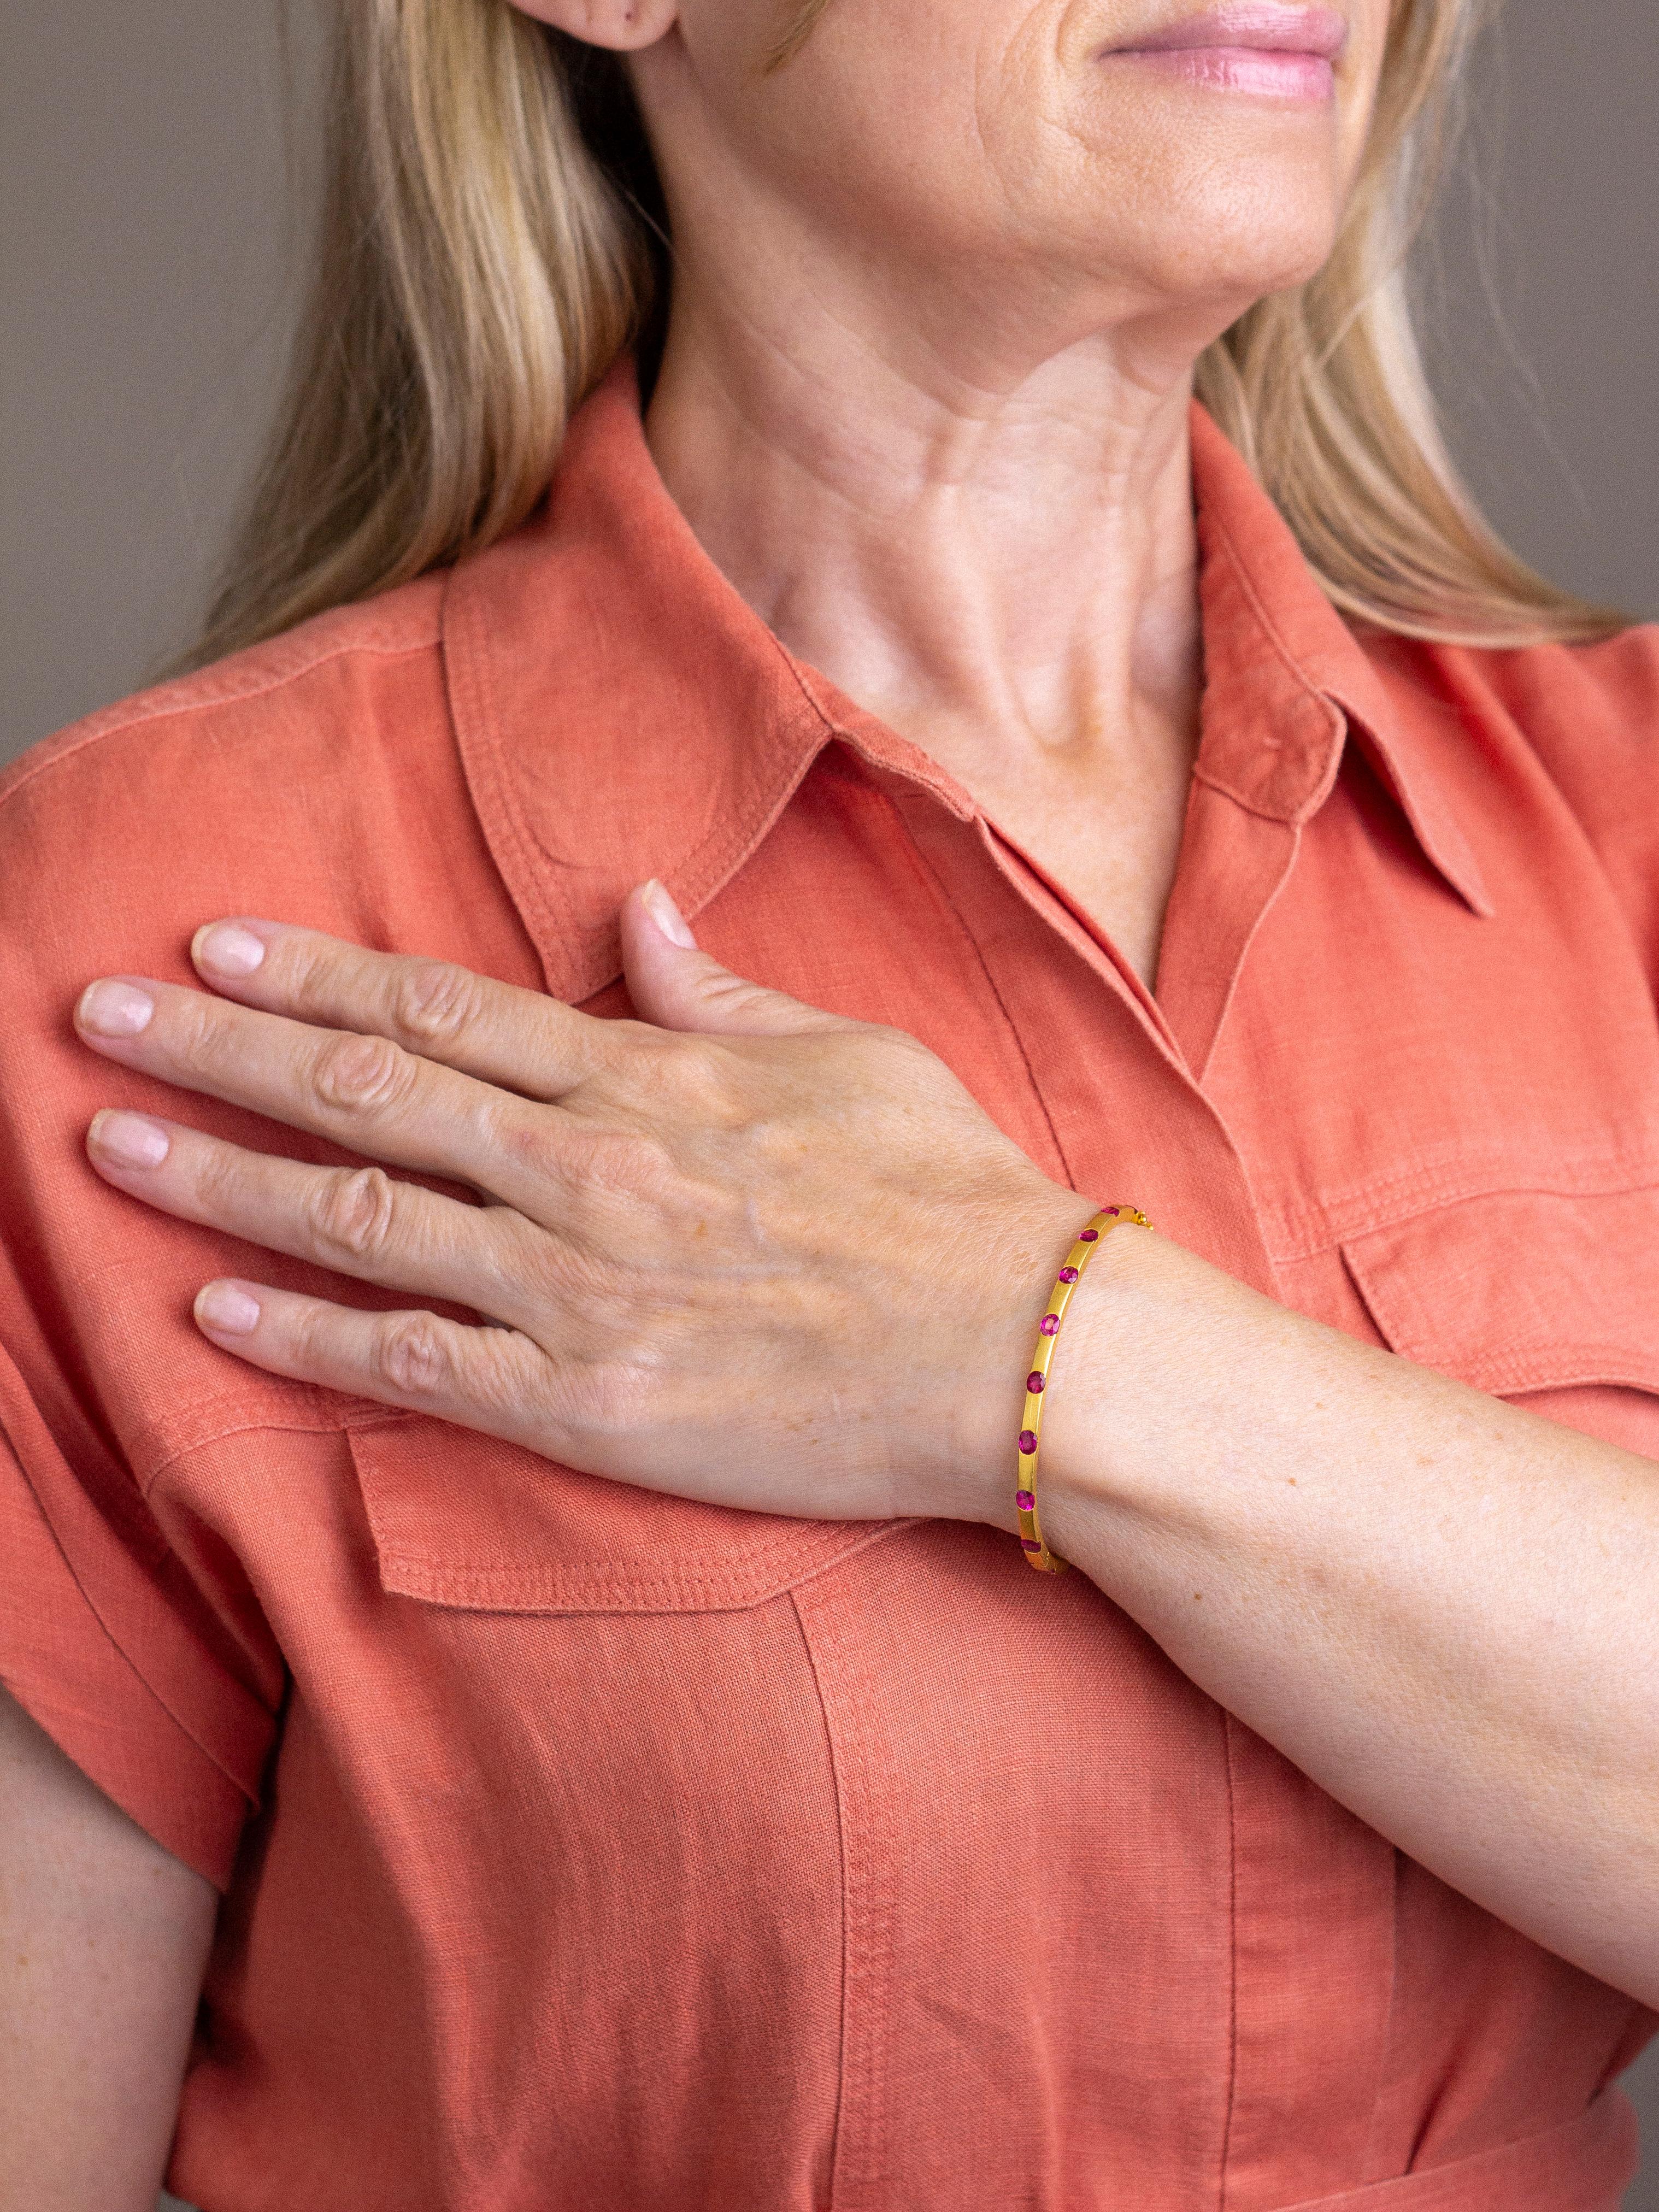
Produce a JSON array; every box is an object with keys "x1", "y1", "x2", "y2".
[{"x1": 2, "y1": 0, "x2": 1656, "y2": 2204}]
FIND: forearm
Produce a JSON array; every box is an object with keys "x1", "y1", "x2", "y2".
[{"x1": 1037, "y1": 1225, "x2": 1659, "y2": 2006}]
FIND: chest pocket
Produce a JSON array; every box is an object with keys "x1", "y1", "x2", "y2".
[
  {"x1": 348, "y1": 1414, "x2": 910, "y2": 1614},
  {"x1": 1338, "y1": 1185, "x2": 1659, "y2": 1450}
]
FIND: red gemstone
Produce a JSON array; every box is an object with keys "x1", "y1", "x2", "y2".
[
  {"x1": 1080, "y1": 1228, "x2": 1098, "y2": 1242},
  {"x1": 1017, "y1": 1430, "x2": 1038, "y2": 1454},
  {"x1": 1021, "y1": 1537, "x2": 1043, "y2": 1554},
  {"x1": 1026, "y1": 1372, "x2": 1045, "y2": 1392},
  {"x1": 1040, "y1": 1315, "x2": 1059, "y2": 1337},
  {"x1": 1015, "y1": 1490, "x2": 1035, "y2": 1510},
  {"x1": 1058, "y1": 1266, "x2": 1078, "y2": 1284}
]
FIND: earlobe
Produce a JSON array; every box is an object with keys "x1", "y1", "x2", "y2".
[{"x1": 504, "y1": 0, "x2": 679, "y2": 53}]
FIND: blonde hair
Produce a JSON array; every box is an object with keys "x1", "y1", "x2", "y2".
[{"x1": 191, "y1": 0, "x2": 1617, "y2": 668}]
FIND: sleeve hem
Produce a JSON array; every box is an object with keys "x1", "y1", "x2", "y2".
[{"x1": 2, "y1": 1467, "x2": 250, "y2": 1890}]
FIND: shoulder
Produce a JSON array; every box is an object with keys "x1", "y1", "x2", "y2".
[
  {"x1": 1451, "y1": 620, "x2": 1658, "y2": 760},
  {"x1": 1362, "y1": 617, "x2": 1653, "y2": 737},
  {"x1": 1438, "y1": 622, "x2": 1659, "y2": 842},
  {"x1": 0, "y1": 575, "x2": 459, "y2": 990},
  {"x1": 0, "y1": 575, "x2": 449, "y2": 885},
  {"x1": 1409, "y1": 622, "x2": 1659, "y2": 979},
  {"x1": 0, "y1": 568, "x2": 504, "y2": 1091},
  {"x1": 1369, "y1": 619, "x2": 1659, "y2": 815}
]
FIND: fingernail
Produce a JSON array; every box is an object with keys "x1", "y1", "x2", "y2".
[
  {"x1": 195, "y1": 1281, "x2": 262, "y2": 1336},
  {"x1": 641, "y1": 878, "x2": 697, "y2": 950},
  {"x1": 77, "y1": 980, "x2": 155, "y2": 1038},
  {"x1": 193, "y1": 922, "x2": 268, "y2": 979},
  {"x1": 89, "y1": 1110, "x2": 170, "y2": 1169}
]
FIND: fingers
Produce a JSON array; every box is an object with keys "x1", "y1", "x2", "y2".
[
  {"x1": 190, "y1": 1275, "x2": 562, "y2": 1441},
  {"x1": 622, "y1": 879, "x2": 858, "y2": 1037},
  {"x1": 187, "y1": 921, "x2": 613, "y2": 1102},
  {"x1": 74, "y1": 975, "x2": 552, "y2": 1215},
  {"x1": 85, "y1": 1108, "x2": 546, "y2": 1329}
]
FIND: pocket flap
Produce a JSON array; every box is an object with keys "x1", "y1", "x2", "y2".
[
  {"x1": 1341, "y1": 1186, "x2": 1659, "y2": 1397},
  {"x1": 349, "y1": 1416, "x2": 908, "y2": 1615}
]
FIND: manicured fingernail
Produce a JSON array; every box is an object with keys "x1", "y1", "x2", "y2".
[
  {"x1": 77, "y1": 980, "x2": 155, "y2": 1037},
  {"x1": 89, "y1": 1110, "x2": 170, "y2": 1169},
  {"x1": 193, "y1": 922, "x2": 268, "y2": 979},
  {"x1": 195, "y1": 1281, "x2": 262, "y2": 1336},
  {"x1": 640, "y1": 878, "x2": 697, "y2": 950}
]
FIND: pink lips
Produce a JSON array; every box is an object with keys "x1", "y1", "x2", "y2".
[{"x1": 1104, "y1": 5, "x2": 1348, "y2": 101}]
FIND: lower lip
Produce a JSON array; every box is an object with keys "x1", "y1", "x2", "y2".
[{"x1": 1109, "y1": 46, "x2": 1336, "y2": 99}]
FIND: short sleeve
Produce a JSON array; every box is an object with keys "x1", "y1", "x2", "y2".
[{"x1": 0, "y1": 1333, "x2": 274, "y2": 1888}]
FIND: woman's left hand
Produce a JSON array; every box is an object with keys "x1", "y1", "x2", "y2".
[{"x1": 73, "y1": 881, "x2": 1097, "y2": 1529}]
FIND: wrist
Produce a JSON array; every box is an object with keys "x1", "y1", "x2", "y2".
[
  {"x1": 939, "y1": 1183, "x2": 1109, "y2": 1532},
  {"x1": 1023, "y1": 1215, "x2": 1165, "y2": 1563}
]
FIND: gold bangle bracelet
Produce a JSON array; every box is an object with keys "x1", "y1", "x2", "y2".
[{"x1": 1015, "y1": 1205, "x2": 1153, "y2": 1573}]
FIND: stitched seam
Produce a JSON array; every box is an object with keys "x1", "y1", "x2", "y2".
[
  {"x1": 1264, "y1": 1162, "x2": 1659, "y2": 1262},
  {"x1": 792, "y1": 1580, "x2": 898, "y2": 2210},
  {"x1": 866, "y1": 790, "x2": 1080, "y2": 1189},
  {"x1": 1206, "y1": 513, "x2": 1348, "y2": 717},
  {"x1": 1193, "y1": 819, "x2": 1302, "y2": 1090},
  {"x1": 8, "y1": 1469, "x2": 260, "y2": 1814},
  {"x1": 1192, "y1": 761, "x2": 1318, "y2": 825},
  {"x1": 352, "y1": 1420, "x2": 882, "y2": 1585},
  {"x1": 0, "y1": 631, "x2": 442, "y2": 822},
  {"x1": 142, "y1": 1399, "x2": 403, "y2": 1498},
  {"x1": 1217, "y1": 1712, "x2": 1241, "y2": 2212},
  {"x1": 381, "y1": 1518, "x2": 844, "y2": 1573},
  {"x1": 517, "y1": 717, "x2": 807, "y2": 925},
  {"x1": 375, "y1": 1527, "x2": 874, "y2": 1607},
  {"x1": 445, "y1": 570, "x2": 551, "y2": 967},
  {"x1": 462, "y1": 538, "x2": 838, "y2": 993},
  {"x1": 1199, "y1": 520, "x2": 1488, "y2": 913},
  {"x1": 667, "y1": 697, "x2": 833, "y2": 920},
  {"x1": 1358, "y1": 1849, "x2": 1403, "y2": 2186},
  {"x1": 376, "y1": 1533, "x2": 893, "y2": 1597},
  {"x1": 791, "y1": 1587, "x2": 854, "y2": 2212}
]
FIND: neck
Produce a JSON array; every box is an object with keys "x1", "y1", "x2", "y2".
[{"x1": 644, "y1": 293, "x2": 1204, "y2": 796}]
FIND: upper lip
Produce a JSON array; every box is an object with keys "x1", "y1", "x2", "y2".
[{"x1": 1108, "y1": 5, "x2": 1348, "y2": 56}]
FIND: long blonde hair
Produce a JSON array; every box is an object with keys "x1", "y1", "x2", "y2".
[{"x1": 191, "y1": 0, "x2": 1617, "y2": 668}]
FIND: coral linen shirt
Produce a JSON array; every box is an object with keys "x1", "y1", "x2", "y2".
[{"x1": 2, "y1": 368, "x2": 1656, "y2": 2212}]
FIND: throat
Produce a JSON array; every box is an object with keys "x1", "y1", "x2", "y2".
[{"x1": 915, "y1": 707, "x2": 1201, "y2": 997}]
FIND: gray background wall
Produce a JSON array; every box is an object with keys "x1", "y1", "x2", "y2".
[{"x1": 3, "y1": 3, "x2": 1656, "y2": 2207}]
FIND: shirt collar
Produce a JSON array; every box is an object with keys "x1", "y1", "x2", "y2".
[
  {"x1": 443, "y1": 363, "x2": 1490, "y2": 1003},
  {"x1": 1188, "y1": 406, "x2": 1492, "y2": 917}
]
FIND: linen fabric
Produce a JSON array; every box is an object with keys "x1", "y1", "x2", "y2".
[{"x1": 1, "y1": 365, "x2": 1655, "y2": 2210}]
